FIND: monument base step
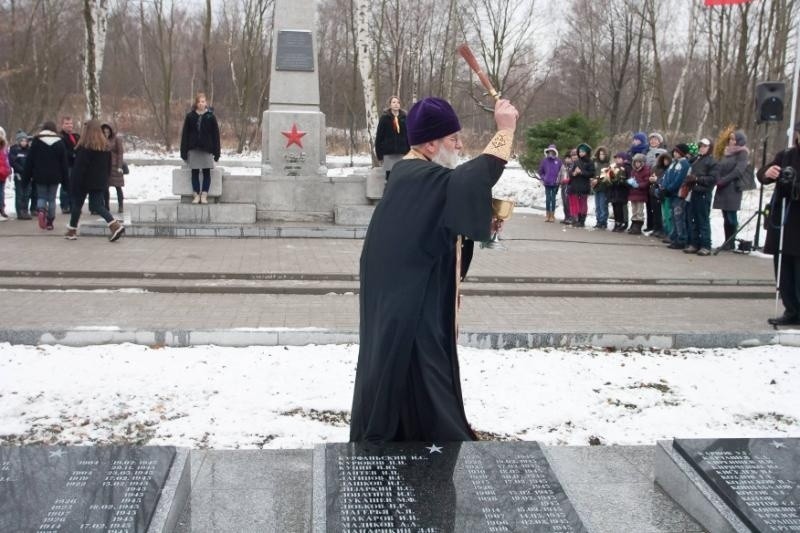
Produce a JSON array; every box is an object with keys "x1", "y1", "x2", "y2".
[
  {"x1": 78, "y1": 219, "x2": 367, "y2": 239},
  {"x1": 334, "y1": 205, "x2": 375, "y2": 226},
  {"x1": 130, "y1": 200, "x2": 257, "y2": 224}
]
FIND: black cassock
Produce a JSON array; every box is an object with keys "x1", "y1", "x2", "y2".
[{"x1": 349, "y1": 153, "x2": 506, "y2": 443}]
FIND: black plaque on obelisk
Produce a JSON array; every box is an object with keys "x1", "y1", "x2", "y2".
[
  {"x1": 275, "y1": 30, "x2": 314, "y2": 72},
  {"x1": 674, "y1": 438, "x2": 800, "y2": 533},
  {"x1": 324, "y1": 441, "x2": 586, "y2": 532},
  {"x1": 0, "y1": 446, "x2": 175, "y2": 532}
]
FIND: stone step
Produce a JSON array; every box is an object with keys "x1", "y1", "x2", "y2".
[
  {"x1": 334, "y1": 205, "x2": 375, "y2": 226},
  {"x1": 0, "y1": 276, "x2": 773, "y2": 298},
  {"x1": 129, "y1": 201, "x2": 257, "y2": 224}
]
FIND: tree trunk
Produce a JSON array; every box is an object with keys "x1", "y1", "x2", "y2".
[
  {"x1": 83, "y1": 0, "x2": 109, "y2": 119},
  {"x1": 355, "y1": 0, "x2": 379, "y2": 165}
]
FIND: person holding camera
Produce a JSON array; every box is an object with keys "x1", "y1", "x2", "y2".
[{"x1": 757, "y1": 122, "x2": 800, "y2": 326}]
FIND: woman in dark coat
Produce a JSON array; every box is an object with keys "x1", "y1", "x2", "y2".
[
  {"x1": 65, "y1": 120, "x2": 124, "y2": 242},
  {"x1": 374, "y1": 95, "x2": 410, "y2": 180},
  {"x1": 102, "y1": 124, "x2": 125, "y2": 213},
  {"x1": 608, "y1": 152, "x2": 631, "y2": 232},
  {"x1": 180, "y1": 92, "x2": 220, "y2": 204},
  {"x1": 712, "y1": 128, "x2": 749, "y2": 250}
]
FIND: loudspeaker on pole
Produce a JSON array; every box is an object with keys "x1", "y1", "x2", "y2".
[{"x1": 755, "y1": 81, "x2": 785, "y2": 123}]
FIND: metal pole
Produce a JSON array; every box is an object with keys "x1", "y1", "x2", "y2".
[
  {"x1": 755, "y1": 125, "x2": 767, "y2": 249},
  {"x1": 775, "y1": 197, "x2": 788, "y2": 319}
]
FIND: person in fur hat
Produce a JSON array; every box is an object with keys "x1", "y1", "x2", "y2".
[
  {"x1": 628, "y1": 153, "x2": 651, "y2": 234},
  {"x1": 538, "y1": 144, "x2": 562, "y2": 222}
]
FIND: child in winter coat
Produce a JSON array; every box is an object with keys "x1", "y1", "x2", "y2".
[
  {"x1": 9, "y1": 131, "x2": 33, "y2": 219},
  {"x1": 538, "y1": 144, "x2": 562, "y2": 222},
  {"x1": 0, "y1": 130, "x2": 11, "y2": 218},
  {"x1": 567, "y1": 143, "x2": 595, "y2": 227},
  {"x1": 628, "y1": 154, "x2": 652, "y2": 234},
  {"x1": 661, "y1": 143, "x2": 692, "y2": 249},
  {"x1": 591, "y1": 146, "x2": 611, "y2": 229},
  {"x1": 608, "y1": 152, "x2": 631, "y2": 232}
]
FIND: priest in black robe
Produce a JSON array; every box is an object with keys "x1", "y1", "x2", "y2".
[{"x1": 350, "y1": 97, "x2": 519, "y2": 443}]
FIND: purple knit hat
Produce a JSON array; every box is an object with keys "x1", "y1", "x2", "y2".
[{"x1": 406, "y1": 97, "x2": 461, "y2": 145}]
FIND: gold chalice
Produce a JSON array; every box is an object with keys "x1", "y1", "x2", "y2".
[{"x1": 482, "y1": 198, "x2": 515, "y2": 249}]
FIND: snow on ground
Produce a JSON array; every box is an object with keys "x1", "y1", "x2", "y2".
[{"x1": 0, "y1": 343, "x2": 797, "y2": 449}]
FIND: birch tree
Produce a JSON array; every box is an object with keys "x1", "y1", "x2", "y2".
[
  {"x1": 354, "y1": 0, "x2": 379, "y2": 164},
  {"x1": 82, "y1": 0, "x2": 109, "y2": 119}
]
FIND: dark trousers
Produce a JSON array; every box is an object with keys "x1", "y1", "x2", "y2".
[
  {"x1": 191, "y1": 168, "x2": 211, "y2": 193},
  {"x1": 70, "y1": 189, "x2": 114, "y2": 227},
  {"x1": 687, "y1": 191, "x2": 712, "y2": 249},
  {"x1": 775, "y1": 253, "x2": 800, "y2": 319},
  {"x1": 560, "y1": 184, "x2": 570, "y2": 218},
  {"x1": 611, "y1": 202, "x2": 627, "y2": 227},
  {"x1": 670, "y1": 198, "x2": 687, "y2": 245},
  {"x1": 59, "y1": 169, "x2": 72, "y2": 210},
  {"x1": 14, "y1": 176, "x2": 32, "y2": 214},
  {"x1": 104, "y1": 186, "x2": 124, "y2": 210}
]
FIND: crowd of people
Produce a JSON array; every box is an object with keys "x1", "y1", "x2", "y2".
[
  {"x1": 537, "y1": 129, "x2": 752, "y2": 256},
  {"x1": 0, "y1": 116, "x2": 126, "y2": 242}
]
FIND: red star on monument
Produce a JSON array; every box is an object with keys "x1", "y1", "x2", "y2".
[{"x1": 281, "y1": 123, "x2": 307, "y2": 148}]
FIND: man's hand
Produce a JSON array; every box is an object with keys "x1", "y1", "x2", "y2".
[
  {"x1": 764, "y1": 165, "x2": 781, "y2": 181},
  {"x1": 494, "y1": 99, "x2": 518, "y2": 132}
]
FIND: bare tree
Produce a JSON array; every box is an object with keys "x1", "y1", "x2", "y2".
[
  {"x1": 222, "y1": 0, "x2": 273, "y2": 152},
  {"x1": 82, "y1": 0, "x2": 110, "y2": 119},
  {"x1": 355, "y1": 0, "x2": 379, "y2": 163}
]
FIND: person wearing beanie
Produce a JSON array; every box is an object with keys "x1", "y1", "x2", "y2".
[
  {"x1": 350, "y1": 97, "x2": 519, "y2": 444},
  {"x1": 627, "y1": 153, "x2": 651, "y2": 235},
  {"x1": 591, "y1": 146, "x2": 611, "y2": 229},
  {"x1": 374, "y1": 96, "x2": 410, "y2": 181},
  {"x1": 712, "y1": 127, "x2": 749, "y2": 251},
  {"x1": 629, "y1": 132, "x2": 649, "y2": 158},
  {"x1": 538, "y1": 144, "x2": 562, "y2": 222},
  {"x1": 566, "y1": 143, "x2": 594, "y2": 227},
  {"x1": 608, "y1": 151, "x2": 631, "y2": 232},
  {"x1": 661, "y1": 143, "x2": 692, "y2": 249},
  {"x1": 684, "y1": 138, "x2": 716, "y2": 256},
  {"x1": 645, "y1": 133, "x2": 667, "y2": 232},
  {"x1": 757, "y1": 121, "x2": 800, "y2": 326},
  {"x1": 651, "y1": 152, "x2": 672, "y2": 239},
  {"x1": 559, "y1": 148, "x2": 577, "y2": 224},
  {"x1": 9, "y1": 130, "x2": 34, "y2": 219}
]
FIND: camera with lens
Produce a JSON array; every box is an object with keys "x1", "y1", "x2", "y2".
[{"x1": 779, "y1": 165, "x2": 797, "y2": 187}]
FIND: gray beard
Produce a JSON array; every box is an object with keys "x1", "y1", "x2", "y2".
[{"x1": 432, "y1": 145, "x2": 460, "y2": 169}]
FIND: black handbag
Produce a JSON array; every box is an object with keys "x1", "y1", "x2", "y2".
[{"x1": 121, "y1": 162, "x2": 130, "y2": 175}]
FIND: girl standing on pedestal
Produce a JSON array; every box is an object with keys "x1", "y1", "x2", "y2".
[{"x1": 180, "y1": 92, "x2": 220, "y2": 204}]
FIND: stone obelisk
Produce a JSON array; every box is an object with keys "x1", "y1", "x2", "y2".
[{"x1": 259, "y1": 0, "x2": 331, "y2": 222}]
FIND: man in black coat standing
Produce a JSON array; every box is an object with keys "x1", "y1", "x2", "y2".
[
  {"x1": 349, "y1": 97, "x2": 518, "y2": 444},
  {"x1": 757, "y1": 121, "x2": 800, "y2": 326}
]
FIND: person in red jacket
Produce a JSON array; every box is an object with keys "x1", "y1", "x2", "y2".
[{"x1": 0, "y1": 129, "x2": 12, "y2": 219}]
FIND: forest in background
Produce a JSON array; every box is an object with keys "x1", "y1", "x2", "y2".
[{"x1": 0, "y1": 0, "x2": 797, "y2": 158}]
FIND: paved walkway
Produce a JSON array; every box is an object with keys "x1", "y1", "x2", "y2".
[{"x1": 0, "y1": 209, "x2": 793, "y2": 348}]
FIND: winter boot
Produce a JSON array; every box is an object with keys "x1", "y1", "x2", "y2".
[
  {"x1": 191, "y1": 193, "x2": 200, "y2": 204},
  {"x1": 18, "y1": 210, "x2": 31, "y2": 220},
  {"x1": 720, "y1": 223, "x2": 734, "y2": 251},
  {"x1": 0, "y1": 209, "x2": 8, "y2": 219},
  {"x1": 46, "y1": 218, "x2": 54, "y2": 230},
  {"x1": 576, "y1": 214, "x2": 586, "y2": 227},
  {"x1": 37, "y1": 209, "x2": 47, "y2": 229},
  {"x1": 64, "y1": 225, "x2": 78, "y2": 240},
  {"x1": 108, "y1": 220, "x2": 125, "y2": 242},
  {"x1": 200, "y1": 192, "x2": 209, "y2": 204},
  {"x1": 628, "y1": 221, "x2": 643, "y2": 235}
]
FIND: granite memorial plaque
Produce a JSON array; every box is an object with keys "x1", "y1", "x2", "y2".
[
  {"x1": 324, "y1": 441, "x2": 586, "y2": 532},
  {"x1": 0, "y1": 445, "x2": 175, "y2": 532},
  {"x1": 275, "y1": 31, "x2": 314, "y2": 72},
  {"x1": 674, "y1": 438, "x2": 800, "y2": 532}
]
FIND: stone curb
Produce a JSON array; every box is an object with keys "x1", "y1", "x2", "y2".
[
  {"x1": 0, "y1": 269, "x2": 770, "y2": 286},
  {"x1": 78, "y1": 222, "x2": 368, "y2": 239},
  {"x1": 1, "y1": 327, "x2": 796, "y2": 349}
]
